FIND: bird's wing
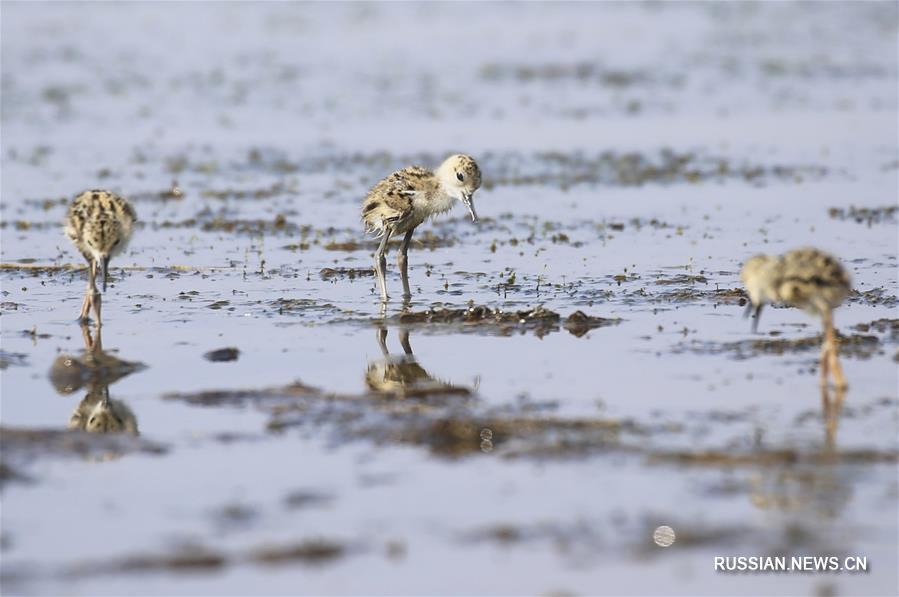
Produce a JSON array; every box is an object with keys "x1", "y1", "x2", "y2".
[{"x1": 362, "y1": 167, "x2": 430, "y2": 232}]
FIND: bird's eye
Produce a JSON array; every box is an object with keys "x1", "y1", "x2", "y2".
[{"x1": 456, "y1": 172, "x2": 464, "y2": 182}]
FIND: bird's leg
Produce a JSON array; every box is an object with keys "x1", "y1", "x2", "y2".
[
  {"x1": 79, "y1": 259, "x2": 98, "y2": 323},
  {"x1": 818, "y1": 336, "x2": 830, "y2": 387},
  {"x1": 376, "y1": 327, "x2": 389, "y2": 357},
  {"x1": 88, "y1": 259, "x2": 103, "y2": 327},
  {"x1": 397, "y1": 229, "x2": 415, "y2": 299},
  {"x1": 399, "y1": 329, "x2": 413, "y2": 356},
  {"x1": 374, "y1": 229, "x2": 393, "y2": 302},
  {"x1": 826, "y1": 317, "x2": 847, "y2": 390},
  {"x1": 91, "y1": 291, "x2": 103, "y2": 328}
]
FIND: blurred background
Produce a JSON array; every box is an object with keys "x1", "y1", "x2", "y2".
[{"x1": 1, "y1": 2, "x2": 897, "y2": 596}]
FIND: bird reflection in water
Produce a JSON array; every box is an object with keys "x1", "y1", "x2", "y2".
[
  {"x1": 820, "y1": 385, "x2": 845, "y2": 452},
  {"x1": 49, "y1": 324, "x2": 144, "y2": 435},
  {"x1": 365, "y1": 327, "x2": 473, "y2": 398},
  {"x1": 748, "y1": 386, "x2": 850, "y2": 524}
]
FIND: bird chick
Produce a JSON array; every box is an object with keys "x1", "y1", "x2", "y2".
[
  {"x1": 362, "y1": 154, "x2": 482, "y2": 301},
  {"x1": 64, "y1": 190, "x2": 136, "y2": 325},
  {"x1": 741, "y1": 247, "x2": 851, "y2": 388}
]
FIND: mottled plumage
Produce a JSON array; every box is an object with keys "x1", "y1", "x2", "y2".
[
  {"x1": 362, "y1": 154, "x2": 482, "y2": 300},
  {"x1": 64, "y1": 190, "x2": 136, "y2": 324},
  {"x1": 741, "y1": 247, "x2": 852, "y2": 388}
]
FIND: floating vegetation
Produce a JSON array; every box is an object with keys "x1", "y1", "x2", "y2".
[
  {"x1": 249, "y1": 540, "x2": 346, "y2": 565},
  {"x1": 0, "y1": 351, "x2": 29, "y2": 370},
  {"x1": 0, "y1": 427, "x2": 167, "y2": 464},
  {"x1": 677, "y1": 332, "x2": 883, "y2": 360},
  {"x1": 563, "y1": 310, "x2": 621, "y2": 337},
  {"x1": 203, "y1": 347, "x2": 240, "y2": 362},
  {"x1": 477, "y1": 150, "x2": 829, "y2": 189},
  {"x1": 381, "y1": 305, "x2": 618, "y2": 337},
  {"x1": 319, "y1": 267, "x2": 374, "y2": 280},
  {"x1": 649, "y1": 448, "x2": 898, "y2": 466},
  {"x1": 828, "y1": 205, "x2": 897, "y2": 225}
]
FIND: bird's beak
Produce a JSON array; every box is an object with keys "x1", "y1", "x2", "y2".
[
  {"x1": 750, "y1": 304, "x2": 763, "y2": 333},
  {"x1": 101, "y1": 256, "x2": 110, "y2": 292},
  {"x1": 462, "y1": 192, "x2": 478, "y2": 223}
]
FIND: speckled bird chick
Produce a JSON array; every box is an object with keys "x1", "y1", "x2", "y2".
[
  {"x1": 365, "y1": 328, "x2": 470, "y2": 397},
  {"x1": 741, "y1": 247, "x2": 852, "y2": 388},
  {"x1": 362, "y1": 154, "x2": 482, "y2": 301},
  {"x1": 64, "y1": 190, "x2": 136, "y2": 325}
]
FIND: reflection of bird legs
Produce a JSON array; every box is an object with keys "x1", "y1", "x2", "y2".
[
  {"x1": 80, "y1": 321, "x2": 103, "y2": 352},
  {"x1": 821, "y1": 310, "x2": 847, "y2": 390},
  {"x1": 821, "y1": 384, "x2": 846, "y2": 452},
  {"x1": 376, "y1": 327, "x2": 389, "y2": 357},
  {"x1": 398, "y1": 329, "x2": 413, "y2": 356},
  {"x1": 376, "y1": 327, "x2": 415, "y2": 358},
  {"x1": 78, "y1": 259, "x2": 103, "y2": 326}
]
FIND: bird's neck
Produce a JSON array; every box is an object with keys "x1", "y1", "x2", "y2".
[{"x1": 427, "y1": 187, "x2": 457, "y2": 215}]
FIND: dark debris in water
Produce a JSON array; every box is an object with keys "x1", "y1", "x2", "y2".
[
  {"x1": 270, "y1": 297, "x2": 340, "y2": 316},
  {"x1": 0, "y1": 351, "x2": 29, "y2": 370},
  {"x1": 627, "y1": 286, "x2": 746, "y2": 305},
  {"x1": 324, "y1": 231, "x2": 453, "y2": 252},
  {"x1": 102, "y1": 549, "x2": 226, "y2": 574},
  {"x1": 63, "y1": 537, "x2": 350, "y2": 580},
  {"x1": 374, "y1": 415, "x2": 636, "y2": 458},
  {"x1": 828, "y1": 205, "x2": 897, "y2": 225},
  {"x1": 249, "y1": 539, "x2": 345, "y2": 566},
  {"x1": 157, "y1": 380, "x2": 898, "y2": 467},
  {"x1": 283, "y1": 490, "x2": 334, "y2": 510},
  {"x1": 649, "y1": 448, "x2": 898, "y2": 466},
  {"x1": 654, "y1": 274, "x2": 708, "y2": 285},
  {"x1": 852, "y1": 318, "x2": 899, "y2": 339},
  {"x1": 0, "y1": 426, "x2": 167, "y2": 473},
  {"x1": 462, "y1": 520, "x2": 604, "y2": 552},
  {"x1": 392, "y1": 305, "x2": 559, "y2": 336},
  {"x1": 319, "y1": 267, "x2": 373, "y2": 280},
  {"x1": 201, "y1": 182, "x2": 292, "y2": 201},
  {"x1": 678, "y1": 331, "x2": 883, "y2": 360},
  {"x1": 157, "y1": 214, "x2": 298, "y2": 235},
  {"x1": 480, "y1": 61, "x2": 676, "y2": 87},
  {"x1": 478, "y1": 150, "x2": 829, "y2": 190},
  {"x1": 0, "y1": 461, "x2": 33, "y2": 486},
  {"x1": 203, "y1": 347, "x2": 240, "y2": 362},
  {"x1": 848, "y1": 287, "x2": 898, "y2": 308},
  {"x1": 163, "y1": 381, "x2": 321, "y2": 407},
  {"x1": 387, "y1": 305, "x2": 617, "y2": 337},
  {"x1": 563, "y1": 310, "x2": 621, "y2": 337}
]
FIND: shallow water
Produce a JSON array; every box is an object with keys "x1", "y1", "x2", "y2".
[{"x1": 1, "y1": 2, "x2": 898, "y2": 596}]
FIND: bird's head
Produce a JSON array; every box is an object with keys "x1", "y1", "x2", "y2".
[
  {"x1": 437, "y1": 154, "x2": 482, "y2": 223},
  {"x1": 740, "y1": 254, "x2": 780, "y2": 332}
]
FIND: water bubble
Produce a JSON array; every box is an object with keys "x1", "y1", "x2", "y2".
[{"x1": 653, "y1": 525, "x2": 676, "y2": 547}]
